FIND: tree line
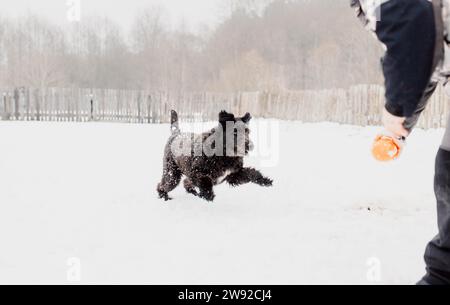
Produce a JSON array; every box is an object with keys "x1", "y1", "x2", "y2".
[{"x1": 0, "y1": 0, "x2": 383, "y2": 93}]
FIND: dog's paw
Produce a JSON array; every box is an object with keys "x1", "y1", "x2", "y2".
[
  {"x1": 227, "y1": 181, "x2": 240, "y2": 188},
  {"x1": 205, "y1": 195, "x2": 215, "y2": 202},
  {"x1": 258, "y1": 177, "x2": 273, "y2": 187},
  {"x1": 158, "y1": 191, "x2": 173, "y2": 201},
  {"x1": 200, "y1": 192, "x2": 215, "y2": 202},
  {"x1": 186, "y1": 188, "x2": 199, "y2": 197}
]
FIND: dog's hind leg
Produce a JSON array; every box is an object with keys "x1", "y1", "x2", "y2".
[
  {"x1": 226, "y1": 168, "x2": 273, "y2": 187},
  {"x1": 183, "y1": 178, "x2": 199, "y2": 197},
  {"x1": 157, "y1": 158, "x2": 182, "y2": 201},
  {"x1": 191, "y1": 176, "x2": 215, "y2": 202}
]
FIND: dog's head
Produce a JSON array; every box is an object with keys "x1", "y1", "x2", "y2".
[{"x1": 219, "y1": 111, "x2": 254, "y2": 156}]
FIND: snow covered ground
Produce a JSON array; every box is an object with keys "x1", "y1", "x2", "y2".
[{"x1": 0, "y1": 119, "x2": 443, "y2": 284}]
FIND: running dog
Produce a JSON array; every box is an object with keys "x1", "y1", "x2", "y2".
[{"x1": 157, "y1": 110, "x2": 273, "y2": 202}]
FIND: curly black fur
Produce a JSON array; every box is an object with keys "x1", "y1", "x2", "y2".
[{"x1": 157, "y1": 110, "x2": 273, "y2": 202}]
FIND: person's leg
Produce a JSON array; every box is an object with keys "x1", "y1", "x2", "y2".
[{"x1": 422, "y1": 116, "x2": 450, "y2": 285}]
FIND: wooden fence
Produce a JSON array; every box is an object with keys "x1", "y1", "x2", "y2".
[{"x1": 1, "y1": 85, "x2": 449, "y2": 128}]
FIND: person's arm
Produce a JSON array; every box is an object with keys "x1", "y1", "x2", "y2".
[
  {"x1": 376, "y1": 0, "x2": 436, "y2": 118},
  {"x1": 352, "y1": 0, "x2": 437, "y2": 135}
]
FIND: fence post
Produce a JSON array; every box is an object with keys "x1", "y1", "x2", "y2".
[
  {"x1": 1, "y1": 92, "x2": 6, "y2": 121},
  {"x1": 13, "y1": 88, "x2": 19, "y2": 120},
  {"x1": 89, "y1": 92, "x2": 94, "y2": 121}
]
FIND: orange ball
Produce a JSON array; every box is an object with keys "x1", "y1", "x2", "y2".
[{"x1": 372, "y1": 135, "x2": 402, "y2": 162}]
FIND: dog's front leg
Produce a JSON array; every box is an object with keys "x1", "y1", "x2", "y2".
[
  {"x1": 196, "y1": 177, "x2": 215, "y2": 202},
  {"x1": 184, "y1": 178, "x2": 199, "y2": 197},
  {"x1": 226, "y1": 168, "x2": 273, "y2": 187}
]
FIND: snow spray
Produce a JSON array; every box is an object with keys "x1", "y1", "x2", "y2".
[{"x1": 372, "y1": 132, "x2": 406, "y2": 162}]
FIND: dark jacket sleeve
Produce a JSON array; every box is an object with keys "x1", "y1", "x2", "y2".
[{"x1": 375, "y1": 0, "x2": 436, "y2": 117}]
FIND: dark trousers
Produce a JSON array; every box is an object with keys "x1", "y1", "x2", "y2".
[{"x1": 423, "y1": 136, "x2": 450, "y2": 284}]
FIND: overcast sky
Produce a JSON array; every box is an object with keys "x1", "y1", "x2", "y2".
[{"x1": 0, "y1": 0, "x2": 223, "y2": 31}]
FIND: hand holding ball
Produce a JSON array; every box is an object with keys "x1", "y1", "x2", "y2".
[{"x1": 372, "y1": 134, "x2": 405, "y2": 162}]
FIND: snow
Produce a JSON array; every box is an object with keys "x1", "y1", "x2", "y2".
[{"x1": 0, "y1": 119, "x2": 443, "y2": 284}]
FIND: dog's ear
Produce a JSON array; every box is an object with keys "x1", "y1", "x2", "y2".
[
  {"x1": 242, "y1": 112, "x2": 252, "y2": 124},
  {"x1": 219, "y1": 111, "x2": 235, "y2": 124}
]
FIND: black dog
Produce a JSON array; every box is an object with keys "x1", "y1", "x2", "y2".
[{"x1": 157, "y1": 110, "x2": 273, "y2": 202}]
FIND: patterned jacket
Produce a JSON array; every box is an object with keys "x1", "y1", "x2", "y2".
[{"x1": 351, "y1": 0, "x2": 449, "y2": 119}]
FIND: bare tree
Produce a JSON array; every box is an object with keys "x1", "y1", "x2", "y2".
[{"x1": 0, "y1": 0, "x2": 383, "y2": 92}]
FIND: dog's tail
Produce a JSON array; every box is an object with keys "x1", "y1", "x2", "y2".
[{"x1": 171, "y1": 110, "x2": 180, "y2": 134}]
